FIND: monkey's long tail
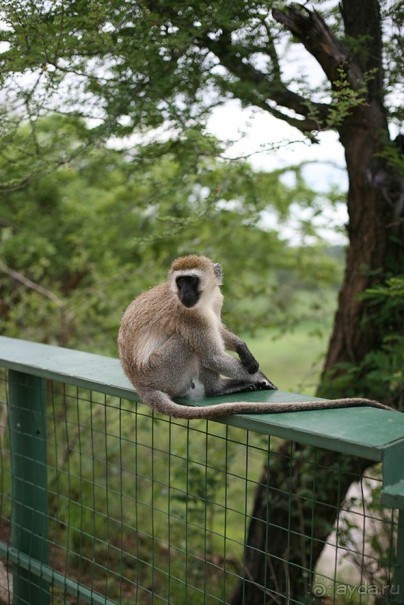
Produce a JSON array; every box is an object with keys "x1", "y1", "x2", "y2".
[{"x1": 140, "y1": 390, "x2": 393, "y2": 419}]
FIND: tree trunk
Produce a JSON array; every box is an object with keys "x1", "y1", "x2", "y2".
[
  {"x1": 231, "y1": 447, "x2": 371, "y2": 604},
  {"x1": 230, "y1": 3, "x2": 403, "y2": 603},
  {"x1": 322, "y1": 102, "x2": 392, "y2": 379}
]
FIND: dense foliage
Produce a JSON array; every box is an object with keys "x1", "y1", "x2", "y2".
[{"x1": 0, "y1": 116, "x2": 343, "y2": 352}]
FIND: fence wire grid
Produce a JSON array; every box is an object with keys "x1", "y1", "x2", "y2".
[{"x1": 0, "y1": 368, "x2": 399, "y2": 605}]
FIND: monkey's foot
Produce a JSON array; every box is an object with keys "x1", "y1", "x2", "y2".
[{"x1": 256, "y1": 379, "x2": 278, "y2": 391}]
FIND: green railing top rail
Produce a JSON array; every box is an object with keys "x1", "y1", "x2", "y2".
[{"x1": 1, "y1": 335, "x2": 403, "y2": 508}]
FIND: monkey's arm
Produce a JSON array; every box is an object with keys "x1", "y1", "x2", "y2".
[
  {"x1": 219, "y1": 328, "x2": 277, "y2": 388},
  {"x1": 220, "y1": 327, "x2": 259, "y2": 374},
  {"x1": 193, "y1": 332, "x2": 275, "y2": 390},
  {"x1": 197, "y1": 336, "x2": 257, "y2": 380}
]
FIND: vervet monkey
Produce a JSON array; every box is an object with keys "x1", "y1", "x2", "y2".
[{"x1": 118, "y1": 255, "x2": 391, "y2": 419}]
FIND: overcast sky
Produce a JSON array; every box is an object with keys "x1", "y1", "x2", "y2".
[{"x1": 206, "y1": 101, "x2": 349, "y2": 244}]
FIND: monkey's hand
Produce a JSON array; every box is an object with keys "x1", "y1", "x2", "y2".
[
  {"x1": 254, "y1": 371, "x2": 278, "y2": 391},
  {"x1": 236, "y1": 343, "x2": 260, "y2": 374}
]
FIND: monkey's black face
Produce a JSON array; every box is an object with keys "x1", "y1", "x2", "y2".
[{"x1": 176, "y1": 275, "x2": 200, "y2": 308}]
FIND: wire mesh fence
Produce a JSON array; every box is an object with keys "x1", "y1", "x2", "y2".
[{"x1": 0, "y1": 365, "x2": 401, "y2": 605}]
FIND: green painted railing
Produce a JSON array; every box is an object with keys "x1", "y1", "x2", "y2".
[{"x1": 0, "y1": 335, "x2": 403, "y2": 604}]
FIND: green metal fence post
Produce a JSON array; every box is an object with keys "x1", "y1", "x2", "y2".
[
  {"x1": 382, "y1": 441, "x2": 404, "y2": 604},
  {"x1": 396, "y1": 510, "x2": 404, "y2": 605},
  {"x1": 8, "y1": 370, "x2": 50, "y2": 605}
]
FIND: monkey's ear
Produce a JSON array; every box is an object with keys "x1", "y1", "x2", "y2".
[{"x1": 213, "y1": 262, "x2": 223, "y2": 284}]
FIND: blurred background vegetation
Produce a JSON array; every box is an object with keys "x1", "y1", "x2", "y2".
[{"x1": 0, "y1": 115, "x2": 345, "y2": 394}]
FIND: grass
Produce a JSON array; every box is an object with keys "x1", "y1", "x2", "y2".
[
  {"x1": 248, "y1": 325, "x2": 330, "y2": 396},
  {"x1": 245, "y1": 287, "x2": 338, "y2": 396}
]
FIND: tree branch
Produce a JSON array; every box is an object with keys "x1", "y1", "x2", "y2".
[
  {"x1": 272, "y1": 5, "x2": 363, "y2": 91},
  {"x1": 0, "y1": 262, "x2": 64, "y2": 307},
  {"x1": 201, "y1": 32, "x2": 330, "y2": 133}
]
